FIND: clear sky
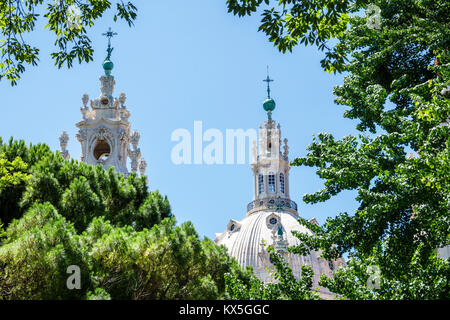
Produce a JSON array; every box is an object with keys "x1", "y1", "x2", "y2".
[{"x1": 1, "y1": 1, "x2": 361, "y2": 240}]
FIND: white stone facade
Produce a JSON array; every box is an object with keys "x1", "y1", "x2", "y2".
[{"x1": 59, "y1": 72, "x2": 147, "y2": 177}]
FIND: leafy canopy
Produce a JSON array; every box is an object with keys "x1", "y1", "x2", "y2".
[
  {"x1": 227, "y1": 0, "x2": 450, "y2": 299},
  {"x1": 0, "y1": 138, "x2": 252, "y2": 300},
  {"x1": 225, "y1": 246, "x2": 320, "y2": 300},
  {"x1": 0, "y1": 0, "x2": 137, "y2": 85},
  {"x1": 0, "y1": 137, "x2": 171, "y2": 232}
]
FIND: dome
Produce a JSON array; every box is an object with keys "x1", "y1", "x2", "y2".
[
  {"x1": 263, "y1": 98, "x2": 276, "y2": 112},
  {"x1": 215, "y1": 210, "x2": 338, "y2": 298}
]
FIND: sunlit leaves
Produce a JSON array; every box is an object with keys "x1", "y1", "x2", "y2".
[
  {"x1": 0, "y1": 0, "x2": 138, "y2": 85},
  {"x1": 225, "y1": 244, "x2": 320, "y2": 300},
  {"x1": 0, "y1": 138, "x2": 250, "y2": 300},
  {"x1": 226, "y1": 0, "x2": 355, "y2": 72},
  {"x1": 0, "y1": 155, "x2": 29, "y2": 190},
  {"x1": 284, "y1": 0, "x2": 450, "y2": 299}
]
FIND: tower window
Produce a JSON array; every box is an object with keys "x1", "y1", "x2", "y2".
[
  {"x1": 328, "y1": 261, "x2": 334, "y2": 271},
  {"x1": 268, "y1": 174, "x2": 275, "y2": 193},
  {"x1": 258, "y1": 174, "x2": 264, "y2": 194},
  {"x1": 93, "y1": 139, "x2": 111, "y2": 161},
  {"x1": 280, "y1": 173, "x2": 285, "y2": 193}
]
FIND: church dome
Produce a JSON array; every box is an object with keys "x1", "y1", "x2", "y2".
[
  {"x1": 215, "y1": 74, "x2": 344, "y2": 299},
  {"x1": 215, "y1": 210, "x2": 337, "y2": 298}
]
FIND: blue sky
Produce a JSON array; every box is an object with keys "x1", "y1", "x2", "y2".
[{"x1": 1, "y1": 1, "x2": 361, "y2": 240}]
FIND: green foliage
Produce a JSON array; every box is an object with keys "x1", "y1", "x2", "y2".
[
  {"x1": 224, "y1": 272, "x2": 283, "y2": 300},
  {"x1": 226, "y1": 0, "x2": 358, "y2": 72},
  {"x1": 0, "y1": 220, "x2": 5, "y2": 242},
  {"x1": 319, "y1": 245, "x2": 450, "y2": 300},
  {"x1": 85, "y1": 288, "x2": 111, "y2": 300},
  {"x1": 9, "y1": 147, "x2": 171, "y2": 232},
  {"x1": 84, "y1": 218, "x2": 248, "y2": 299},
  {"x1": 0, "y1": 0, "x2": 137, "y2": 85},
  {"x1": 1, "y1": 212, "x2": 250, "y2": 299},
  {"x1": 225, "y1": 247, "x2": 320, "y2": 300},
  {"x1": 286, "y1": 1, "x2": 448, "y2": 299},
  {"x1": 0, "y1": 138, "x2": 171, "y2": 232},
  {"x1": 0, "y1": 138, "x2": 249, "y2": 300},
  {"x1": 0, "y1": 202, "x2": 90, "y2": 299},
  {"x1": 228, "y1": 0, "x2": 449, "y2": 299},
  {"x1": 0, "y1": 137, "x2": 53, "y2": 226},
  {"x1": 0, "y1": 154, "x2": 29, "y2": 190}
]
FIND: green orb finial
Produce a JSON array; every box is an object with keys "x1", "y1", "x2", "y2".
[
  {"x1": 263, "y1": 98, "x2": 276, "y2": 112},
  {"x1": 103, "y1": 59, "x2": 114, "y2": 76}
]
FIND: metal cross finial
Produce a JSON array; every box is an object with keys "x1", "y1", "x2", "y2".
[
  {"x1": 102, "y1": 27, "x2": 118, "y2": 59},
  {"x1": 263, "y1": 65, "x2": 274, "y2": 98}
]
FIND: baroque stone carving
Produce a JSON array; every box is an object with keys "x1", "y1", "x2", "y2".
[
  {"x1": 59, "y1": 131, "x2": 70, "y2": 160},
  {"x1": 72, "y1": 70, "x2": 146, "y2": 177}
]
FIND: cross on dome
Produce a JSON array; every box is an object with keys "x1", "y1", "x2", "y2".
[
  {"x1": 262, "y1": 66, "x2": 276, "y2": 120},
  {"x1": 263, "y1": 66, "x2": 274, "y2": 99},
  {"x1": 101, "y1": 27, "x2": 118, "y2": 76},
  {"x1": 102, "y1": 27, "x2": 118, "y2": 59}
]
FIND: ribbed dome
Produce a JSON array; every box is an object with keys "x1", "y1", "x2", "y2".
[{"x1": 215, "y1": 210, "x2": 338, "y2": 298}]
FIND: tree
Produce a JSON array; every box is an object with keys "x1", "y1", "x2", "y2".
[
  {"x1": 0, "y1": 202, "x2": 90, "y2": 299},
  {"x1": 227, "y1": 0, "x2": 450, "y2": 299},
  {"x1": 0, "y1": 138, "x2": 252, "y2": 300},
  {"x1": 0, "y1": 138, "x2": 172, "y2": 232},
  {"x1": 0, "y1": 154, "x2": 29, "y2": 190},
  {"x1": 0, "y1": 0, "x2": 137, "y2": 85},
  {"x1": 0, "y1": 137, "x2": 53, "y2": 226},
  {"x1": 225, "y1": 247, "x2": 320, "y2": 300},
  {"x1": 226, "y1": 0, "x2": 360, "y2": 72},
  {"x1": 85, "y1": 217, "x2": 253, "y2": 300},
  {"x1": 0, "y1": 219, "x2": 5, "y2": 242},
  {"x1": 0, "y1": 208, "x2": 252, "y2": 300}
]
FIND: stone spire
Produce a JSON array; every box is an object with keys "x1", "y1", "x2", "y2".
[
  {"x1": 70, "y1": 28, "x2": 147, "y2": 178},
  {"x1": 128, "y1": 131, "x2": 141, "y2": 173},
  {"x1": 247, "y1": 71, "x2": 296, "y2": 216},
  {"x1": 262, "y1": 66, "x2": 276, "y2": 121},
  {"x1": 59, "y1": 131, "x2": 70, "y2": 160}
]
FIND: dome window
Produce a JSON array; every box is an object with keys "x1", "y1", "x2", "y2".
[
  {"x1": 280, "y1": 173, "x2": 285, "y2": 193},
  {"x1": 227, "y1": 219, "x2": 241, "y2": 233},
  {"x1": 258, "y1": 174, "x2": 264, "y2": 194},
  {"x1": 266, "y1": 214, "x2": 280, "y2": 228},
  {"x1": 268, "y1": 174, "x2": 275, "y2": 193},
  {"x1": 328, "y1": 261, "x2": 334, "y2": 271}
]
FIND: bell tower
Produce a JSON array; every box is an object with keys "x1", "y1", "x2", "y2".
[
  {"x1": 59, "y1": 28, "x2": 147, "y2": 177},
  {"x1": 247, "y1": 69, "x2": 296, "y2": 216}
]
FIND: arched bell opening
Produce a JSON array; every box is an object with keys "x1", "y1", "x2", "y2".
[{"x1": 93, "y1": 139, "x2": 111, "y2": 161}]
